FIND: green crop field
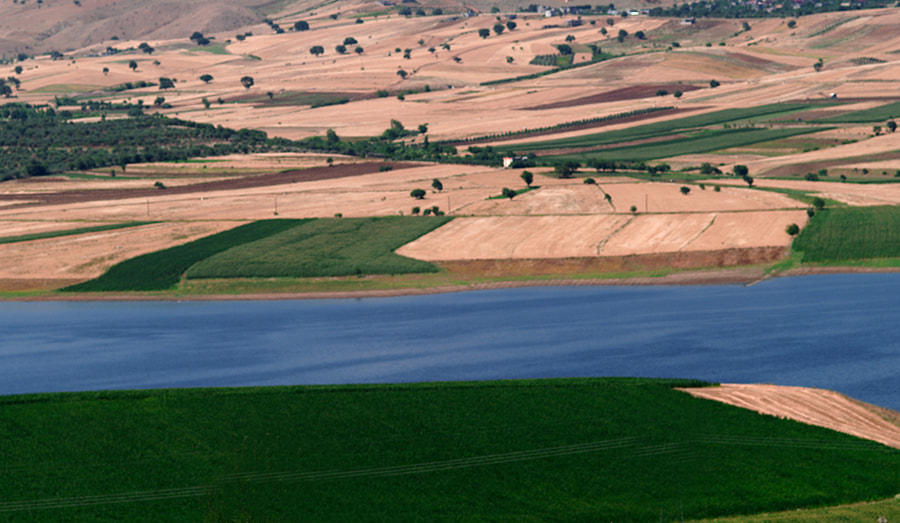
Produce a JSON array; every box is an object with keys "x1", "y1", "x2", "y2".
[
  {"x1": 62, "y1": 220, "x2": 306, "y2": 292},
  {"x1": 814, "y1": 101, "x2": 900, "y2": 123},
  {"x1": 792, "y1": 206, "x2": 900, "y2": 263},
  {"x1": 547, "y1": 127, "x2": 824, "y2": 162},
  {"x1": 0, "y1": 379, "x2": 897, "y2": 522},
  {"x1": 185, "y1": 216, "x2": 451, "y2": 279},
  {"x1": 0, "y1": 222, "x2": 155, "y2": 245},
  {"x1": 496, "y1": 103, "x2": 811, "y2": 153}
]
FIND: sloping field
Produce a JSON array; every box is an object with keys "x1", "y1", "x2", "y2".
[
  {"x1": 397, "y1": 210, "x2": 805, "y2": 261},
  {"x1": 683, "y1": 384, "x2": 900, "y2": 449},
  {"x1": 603, "y1": 182, "x2": 804, "y2": 214}
]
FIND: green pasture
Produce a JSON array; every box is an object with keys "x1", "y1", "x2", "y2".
[
  {"x1": 547, "y1": 127, "x2": 824, "y2": 162},
  {"x1": 496, "y1": 103, "x2": 811, "y2": 153},
  {"x1": 0, "y1": 378, "x2": 897, "y2": 522},
  {"x1": 185, "y1": 216, "x2": 451, "y2": 279},
  {"x1": 814, "y1": 101, "x2": 900, "y2": 123},
  {"x1": 0, "y1": 222, "x2": 155, "y2": 245},
  {"x1": 62, "y1": 220, "x2": 305, "y2": 292},
  {"x1": 793, "y1": 206, "x2": 900, "y2": 264}
]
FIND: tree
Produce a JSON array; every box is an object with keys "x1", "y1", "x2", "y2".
[
  {"x1": 412, "y1": 206, "x2": 420, "y2": 215},
  {"x1": 397, "y1": 69, "x2": 408, "y2": 79},
  {"x1": 656, "y1": 89, "x2": 668, "y2": 96},
  {"x1": 26, "y1": 162, "x2": 48, "y2": 177},
  {"x1": 743, "y1": 175, "x2": 754, "y2": 187},
  {"x1": 680, "y1": 186, "x2": 691, "y2": 195},
  {"x1": 240, "y1": 76, "x2": 254, "y2": 89},
  {"x1": 199, "y1": 74, "x2": 213, "y2": 83},
  {"x1": 557, "y1": 44, "x2": 573, "y2": 56},
  {"x1": 709, "y1": 79, "x2": 720, "y2": 88},
  {"x1": 742, "y1": 21, "x2": 751, "y2": 31},
  {"x1": 584, "y1": 177, "x2": 596, "y2": 185},
  {"x1": 433, "y1": 8, "x2": 443, "y2": 15},
  {"x1": 410, "y1": 189, "x2": 426, "y2": 199},
  {"x1": 554, "y1": 160, "x2": 579, "y2": 179},
  {"x1": 634, "y1": 30, "x2": 645, "y2": 40},
  {"x1": 478, "y1": 28, "x2": 491, "y2": 38},
  {"x1": 786, "y1": 223, "x2": 800, "y2": 236},
  {"x1": 138, "y1": 42, "x2": 154, "y2": 54},
  {"x1": 873, "y1": 125, "x2": 882, "y2": 136},
  {"x1": 128, "y1": 60, "x2": 138, "y2": 71},
  {"x1": 310, "y1": 45, "x2": 324, "y2": 56},
  {"x1": 326, "y1": 129, "x2": 339, "y2": 143},
  {"x1": 493, "y1": 23, "x2": 505, "y2": 35},
  {"x1": 158, "y1": 77, "x2": 175, "y2": 90},
  {"x1": 202, "y1": 97, "x2": 211, "y2": 109},
  {"x1": 154, "y1": 96, "x2": 165, "y2": 106},
  {"x1": 418, "y1": 123, "x2": 428, "y2": 134},
  {"x1": 813, "y1": 59, "x2": 823, "y2": 72},
  {"x1": 674, "y1": 90, "x2": 683, "y2": 99},
  {"x1": 502, "y1": 187, "x2": 517, "y2": 199},
  {"x1": 617, "y1": 29, "x2": 628, "y2": 42},
  {"x1": 355, "y1": 46, "x2": 364, "y2": 54},
  {"x1": 733, "y1": 164, "x2": 749, "y2": 178},
  {"x1": 521, "y1": 171, "x2": 533, "y2": 187},
  {"x1": 506, "y1": 21, "x2": 516, "y2": 31},
  {"x1": 565, "y1": 34, "x2": 575, "y2": 42},
  {"x1": 811, "y1": 197, "x2": 826, "y2": 210},
  {"x1": 432, "y1": 178, "x2": 443, "y2": 191},
  {"x1": 344, "y1": 37, "x2": 358, "y2": 45},
  {"x1": 887, "y1": 120, "x2": 897, "y2": 133},
  {"x1": 102, "y1": 67, "x2": 109, "y2": 75},
  {"x1": 336, "y1": 44, "x2": 347, "y2": 54},
  {"x1": 606, "y1": 18, "x2": 615, "y2": 26},
  {"x1": 294, "y1": 20, "x2": 309, "y2": 31},
  {"x1": 14, "y1": 65, "x2": 22, "y2": 75},
  {"x1": 506, "y1": 56, "x2": 514, "y2": 64},
  {"x1": 787, "y1": 19, "x2": 797, "y2": 29},
  {"x1": 630, "y1": 205, "x2": 637, "y2": 213}
]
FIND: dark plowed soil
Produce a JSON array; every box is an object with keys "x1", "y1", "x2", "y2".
[
  {"x1": 0, "y1": 162, "x2": 420, "y2": 207},
  {"x1": 526, "y1": 84, "x2": 703, "y2": 111}
]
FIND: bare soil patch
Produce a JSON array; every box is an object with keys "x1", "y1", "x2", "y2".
[
  {"x1": 682, "y1": 384, "x2": 900, "y2": 449},
  {"x1": 438, "y1": 247, "x2": 785, "y2": 277},
  {"x1": 526, "y1": 85, "x2": 703, "y2": 110}
]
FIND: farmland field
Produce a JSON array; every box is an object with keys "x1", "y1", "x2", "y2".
[
  {"x1": 496, "y1": 104, "x2": 812, "y2": 153},
  {"x1": 185, "y1": 216, "x2": 452, "y2": 279},
  {"x1": 1, "y1": 379, "x2": 898, "y2": 522},
  {"x1": 792, "y1": 206, "x2": 900, "y2": 263},
  {"x1": 814, "y1": 101, "x2": 900, "y2": 123},
  {"x1": 548, "y1": 127, "x2": 826, "y2": 162}
]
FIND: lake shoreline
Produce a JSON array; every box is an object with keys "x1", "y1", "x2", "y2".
[{"x1": 7, "y1": 264, "x2": 900, "y2": 302}]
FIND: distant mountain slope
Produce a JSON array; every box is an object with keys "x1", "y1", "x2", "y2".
[{"x1": 0, "y1": 0, "x2": 281, "y2": 56}]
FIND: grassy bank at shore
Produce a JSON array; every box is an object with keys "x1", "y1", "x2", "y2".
[{"x1": 1, "y1": 378, "x2": 898, "y2": 522}]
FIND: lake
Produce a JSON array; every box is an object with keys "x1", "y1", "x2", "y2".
[{"x1": 1, "y1": 273, "x2": 898, "y2": 410}]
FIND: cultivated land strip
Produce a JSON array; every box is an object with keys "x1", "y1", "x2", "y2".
[{"x1": 682, "y1": 384, "x2": 900, "y2": 449}]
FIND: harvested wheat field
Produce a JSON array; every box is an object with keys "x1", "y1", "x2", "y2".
[{"x1": 682, "y1": 384, "x2": 900, "y2": 449}]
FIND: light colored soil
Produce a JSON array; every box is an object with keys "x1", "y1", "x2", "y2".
[
  {"x1": 681, "y1": 384, "x2": 900, "y2": 449},
  {"x1": 0, "y1": 221, "x2": 240, "y2": 280}
]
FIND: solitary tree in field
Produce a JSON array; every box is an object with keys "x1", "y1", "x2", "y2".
[
  {"x1": 521, "y1": 170, "x2": 533, "y2": 187},
  {"x1": 709, "y1": 79, "x2": 720, "y2": 88},
  {"x1": 813, "y1": 59, "x2": 823, "y2": 72},
  {"x1": 887, "y1": 120, "x2": 897, "y2": 133},
  {"x1": 557, "y1": 44, "x2": 573, "y2": 56},
  {"x1": 786, "y1": 223, "x2": 800, "y2": 236},
  {"x1": 733, "y1": 164, "x2": 749, "y2": 178},
  {"x1": 410, "y1": 188, "x2": 426, "y2": 199},
  {"x1": 493, "y1": 23, "x2": 505, "y2": 35},
  {"x1": 397, "y1": 69, "x2": 408, "y2": 79},
  {"x1": 680, "y1": 186, "x2": 691, "y2": 195},
  {"x1": 787, "y1": 20, "x2": 797, "y2": 29},
  {"x1": 355, "y1": 46, "x2": 364, "y2": 54},
  {"x1": 432, "y1": 178, "x2": 442, "y2": 192},
  {"x1": 674, "y1": 90, "x2": 683, "y2": 99},
  {"x1": 199, "y1": 74, "x2": 213, "y2": 83},
  {"x1": 506, "y1": 21, "x2": 516, "y2": 31},
  {"x1": 336, "y1": 44, "x2": 347, "y2": 54},
  {"x1": 294, "y1": 20, "x2": 309, "y2": 31},
  {"x1": 240, "y1": 76, "x2": 254, "y2": 89},
  {"x1": 310, "y1": 45, "x2": 324, "y2": 56},
  {"x1": 102, "y1": 66, "x2": 109, "y2": 75},
  {"x1": 742, "y1": 175, "x2": 754, "y2": 187},
  {"x1": 584, "y1": 177, "x2": 596, "y2": 185},
  {"x1": 158, "y1": 77, "x2": 175, "y2": 90},
  {"x1": 478, "y1": 28, "x2": 490, "y2": 38},
  {"x1": 154, "y1": 96, "x2": 165, "y2": 106},
  {"x1": 138, "y1": 42, "x2": 154, "y2": 54},
  {"x1": 502, "y1": 187, "x2": 517, "y2": 199},
  {"x1": 411, "y1": 206, "x2": 420, "y2": 215},
  {"x1": 14, "y1": 65, "x2": 22, "y2": 75},
  {"x1": 554, "y1": 160, "x2": 580, "y2": 179},
  {"x1": 128, "y1": 60, "x2": 138, "y2": 71},
  {"x1": 812, "y1": 197, "x2": 826, "y2": 210}
]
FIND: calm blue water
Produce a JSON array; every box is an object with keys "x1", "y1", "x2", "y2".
[{"x1": 1, "y1": 273, "x2": 898, "y2": 410}]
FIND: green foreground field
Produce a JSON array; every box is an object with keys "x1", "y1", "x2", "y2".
[{"x1": 1, "y1": 379, "x2": 897, "y2": 522}]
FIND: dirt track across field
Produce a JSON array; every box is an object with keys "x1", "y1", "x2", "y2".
[{"x1": 681, "y1": 384, "x2": 900, "y2": 449}]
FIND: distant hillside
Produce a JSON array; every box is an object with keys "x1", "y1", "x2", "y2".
[{"x1": 0, "y1": 0, "x2": 282, "y2": 57}]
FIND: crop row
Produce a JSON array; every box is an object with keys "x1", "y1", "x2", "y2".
[
  {"x1": 498, "y1": 103, "x2": 811, "y2": 153},
  {"x1": 546, "y1": 126, "x2": 826, "y2": 162},
  {"x1": 793, "y1": 206, "x2": 900, "y2": 262},
  {"x1": 814, "y1": 101, "x2": 900, "y2": 123},
  {"x1": 185, "y1": 216, "x2": 451, "y2": 279}
]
